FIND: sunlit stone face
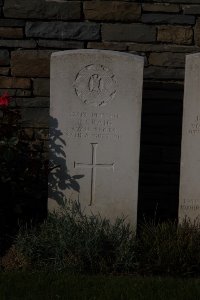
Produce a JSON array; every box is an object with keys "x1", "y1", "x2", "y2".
[{"x1": 49, "y1": 49, "x2": 144, "y2": 228}]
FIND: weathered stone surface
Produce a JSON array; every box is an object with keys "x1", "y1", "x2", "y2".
[
  {"x1": 144, "y1": 66, "x2": 184, "y2": 80},
  {"x1": 16, "y1": 97, "x2": 49, "y2": 108},
  {"x1": 0, "y1": 88, "x2": 31, "y2": 97},
  {"x1": 20, "y1": 108, "x2": 49, "y2": 127},
  {"x1": 0, "y1": 77, "x2": 31, "y2": 89},
  {"x1": 149, "y1": 0, "x2": 200, "y2": 3},
  {"x1": 0, "y1": 39, "x2": 36, "y2": 48},
  {"x1": 142, "y1": 3, "x2": 180, "y2": 13},
  {"x1": 179, "y1": 53, "x2": 200, "y2": 222},
  {"x1": 33, "y1": 79, "x2": 50, "y2": 97},
  {"x1": 87, "y1": 42, "x2": 128, "y2": 51},
  {"x1": 0, "y1": 19, "x2": 25, "y2": 27},
  {"x1": 26, "y1": 22, "x2": 100, "y2": 40},
  {"x1": 84, "y1": 1, "x2": 141, "y2": 21},
  {"x1": 4, "y1": 0, "x2": 81, "y2": 20},
  {"x1": 128, "y1": 43, "x2": 199, "y2": 53},
  {"x1": 194, "y1": 18, "x2": 200, "y2": 46},
  {"x1": 37, "y1": 40, "x2": 84, "y2": 49},
  {"x1": 149, "y1": 52, "x2": 186, "y2": 67},
  {"x1": 16, "y1": 90, "x2": 32, "y2": 97},
  {"x1": 157, "y1": 25, "x2": 193, "y2": 45},
  {"x1": 49, "y1": 49, "x2": 144, "y2": 227},
  {"x1": 183, "y1": 5, "x2": 200, "y2": 14},
  {"x1": 0, "y1": 27, "x2": 23, "y2": 38},
  {"x1": 142, "y1": 13, "x2": 195, "y2": 24},
  {"x1": 0, "y1": 50, "x2": 10, "y2": 66},
  {"x1": 102, "y1": 24, "x2": 156, "y2": 42},
  {"x1": 11, "y1": 50, "x2": 52, "y2": 77},
  {"x1": 0, "y1": 67, "x2": 10, "y2": 76}
]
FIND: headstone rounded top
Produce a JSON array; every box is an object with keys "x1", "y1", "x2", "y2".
[
  {"x1": 186, "y1": 53, "x2": 200, "y2": 59},
  {"x1": 51, "y1": 49, "x2": 144, "y2": 64}
]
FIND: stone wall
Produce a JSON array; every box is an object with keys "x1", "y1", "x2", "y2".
[{"x1": 1, "y1": 0, "x2": 200, "y2": 221}]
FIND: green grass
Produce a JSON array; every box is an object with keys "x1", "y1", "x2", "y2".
[
  {"x1": 13, "y1": 202, "x2": 136, "y2": 274},
  {"x1": 0, "y1": 272, "x2": 200, "y2": 300},
  {"x1": 2, "y1": 202, "x2": 200, "y2": 277},
  {"x1": 10, "y1": 203, "x2": 200, "y2": 276}
]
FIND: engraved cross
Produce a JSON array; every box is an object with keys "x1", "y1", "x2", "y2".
[{"x1": 74, "y1": 143, "x2": 114, "y2": 206}]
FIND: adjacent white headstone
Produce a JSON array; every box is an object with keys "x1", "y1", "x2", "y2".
[
  {"x1": 179, "y1": 53, "x2": 200, "y2": 223},
  {"x1": 48, "y1": 49, "x2": 144, "y2": 227}
]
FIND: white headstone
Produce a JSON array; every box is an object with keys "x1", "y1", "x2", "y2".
[
  {"x1": 179, "y1": 53, "x2": 200, "y2": 223},
  {"x1": 48, "y1": 49, "x2": 144, "y2": 227}
]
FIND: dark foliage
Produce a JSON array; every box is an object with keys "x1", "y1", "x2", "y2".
[{"x1": 0, "y1": 94, "x2": 47, "y2": 255}]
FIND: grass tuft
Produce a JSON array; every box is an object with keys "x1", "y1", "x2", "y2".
[
  {"x1": 1, "y1": 202, "x2": 200, "y2": 277},
  {"x1": 14, "y1": 201, "x2": 136, "y2": 274},
  {"x1": 136, "y1": 219, "x2": 200, "y2": 276}
]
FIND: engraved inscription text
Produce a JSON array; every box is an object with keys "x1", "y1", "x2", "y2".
[{"x1": 66, "y1": 111, "x2": 121, "y2": 141}]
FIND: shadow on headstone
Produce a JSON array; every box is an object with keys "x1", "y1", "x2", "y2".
[{"x1": 48, "y1": 116, "x2": 83, "y2": 207}]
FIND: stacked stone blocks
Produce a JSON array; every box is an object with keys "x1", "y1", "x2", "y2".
[{"x1": 0, "y1": 0, "x2": 200, "y2": 217}]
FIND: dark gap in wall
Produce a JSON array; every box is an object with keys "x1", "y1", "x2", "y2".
[{"x1": 137, "y1": 81, "x2": 184, "y2": 224}]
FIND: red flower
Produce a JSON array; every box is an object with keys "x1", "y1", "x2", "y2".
[{"x1": 0, "y1": 92, "x2": 10, "y2": 107}]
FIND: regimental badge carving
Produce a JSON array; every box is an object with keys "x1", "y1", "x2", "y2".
[{"x1": 74, "y1": 64, "x2": 117, "y2": 107}]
